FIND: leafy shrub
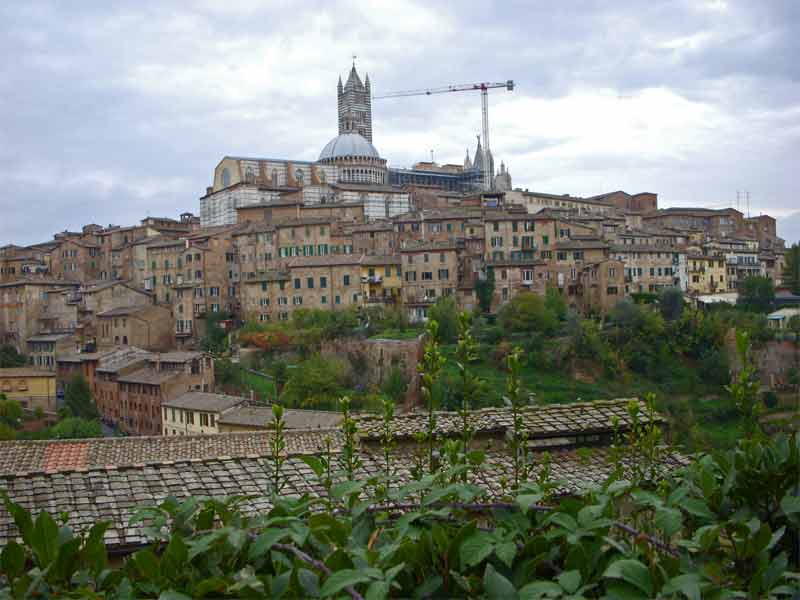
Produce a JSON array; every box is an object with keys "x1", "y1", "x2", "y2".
[
  {"x1": 427, "y1": 296, "x2": 459, "y2": 343},
  {"x1": 498, "y1": 292, "x2": 558, "y2": 334}
]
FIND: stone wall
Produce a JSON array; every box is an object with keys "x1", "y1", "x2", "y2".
[
  {"x1": 321, "y1": 334, "x2": 424, "y2": 410},
  {"x1": 727, "y1": 330, "x2": 799, "y2": 390}
]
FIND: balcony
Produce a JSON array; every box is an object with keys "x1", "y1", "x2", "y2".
[{"x1": 361, "y1": 275, "x2": 383, "y2": 284}]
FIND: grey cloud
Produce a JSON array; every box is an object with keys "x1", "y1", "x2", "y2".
[{"x1": 1, "y1": 0, "x2": 798, "y2": 244}]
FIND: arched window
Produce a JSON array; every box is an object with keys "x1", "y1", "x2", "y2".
[
  {"x1": 295, "y1": 169, "x2": 304, "y2": 186},
  {"x1": 245, "y1": 166, "x2": 254, "y2": 182},
  {"x1": 221, "y1": 168, "x2": 231, "y2": 188}
]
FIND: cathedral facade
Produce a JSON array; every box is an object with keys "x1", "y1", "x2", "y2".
[{"x1": 199, "y1": 64, "x2": 509, "y2": 227}]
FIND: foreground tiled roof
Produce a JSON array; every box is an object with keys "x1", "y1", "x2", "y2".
[
  {"x1": 0, "y1": 430, "x2": 342, "y2": 476},
  {"x1": 0, "y1": 446, "x2": 686, "y2": 550},
  {"x1": 354, "y1": 399, "x2": 657, "y2": 440}
]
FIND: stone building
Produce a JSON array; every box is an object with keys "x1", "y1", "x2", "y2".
[
  {"x1": 360, "y1": 254, "x2": 402, "y2": 304},
  {"x1": 610, "y1": 245, "x2": 683, "y2": 294},
  {"x1": 96, "y1": 305, "x2": 174, "y2": 351},
  {"x1": 400, "y1": 240, "x2": 460, "y2": 321},
  {"x1": 0, "y1": 368, "x2": 57, "y2": 413},
  {"x1": 25, "y1": 333, "x2": 75, "y2": 371},
  {"x1": 0, "y1": 280, "x2": 80, "y2": 351}
]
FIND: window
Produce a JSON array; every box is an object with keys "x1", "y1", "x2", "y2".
[
  {"x1": 557, "y1": 251, "x2": 567, "y2": 261},
  {"x1": 321, "y1": 295, "x2": 327, "y2": 304},
  {"x1": 320, "y1": 276, "x2": 327, "y2": 288},
  {"x1": 422, "y1": 272, "x2": 433, "y2": 280},
  {"x1": 335, "y1": 295, "x2": 341, "y2": 304},
  {"x1": 438, "y1": 269, "x2": 449, "y2": 280},
  {"x1": 294, "y1": 278, "x2": 301, "y2": 290},
  {"x1": 343, "y1": 274, "x2": 350, "y2": 286},
  {"x1": 293, "y1": 296, "x2": 303, "y2": 305}
]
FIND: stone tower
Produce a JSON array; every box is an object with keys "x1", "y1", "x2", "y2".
[{"x1": 338, "y1": 63, "x2": 373, "y2": 142}]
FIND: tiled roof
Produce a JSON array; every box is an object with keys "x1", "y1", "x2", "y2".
[
  {"x1": 0, "y1": 445, "x2": 686, "y2": 550},
  {"x1": 554, "y1": 239, "x2": 609, "y2": 250},
  {"x1": 354, "y1": 399, "x2": 657, "y2": 441},
  {"x1": 359, "y1": 254, "x2": 401, "y2": 266},
  {"x1": 286, "y1": 255, "x2": 362, "y2": 268},
  {"x1": 117, "y1": 368, "x2": 181, "y2": 386},
  {"x1": 95, "y1": 306, "x2": 151, "y2": 318},
  {"x1": 219, "y1": 405, "x2": 343, "y2": 430},
  {"x1": 155, "y1": 351, "x2": 205, "y2": 363},
  {"x1": 95, "y1": 348, "x2": 153, "y2": 373},
  {"x1": 163, "y1": 392, "x2": 244, "y2": 413},
  {"x1": 0, "y1": 430, "x2": 343, "y2": 476},
  {"x1": 0, "y1": 368, "x2": 55, "y2": 378}
]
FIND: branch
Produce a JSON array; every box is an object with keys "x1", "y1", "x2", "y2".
[{"x1": 273, "y1": 542, "x2": 365, "y2": 600}]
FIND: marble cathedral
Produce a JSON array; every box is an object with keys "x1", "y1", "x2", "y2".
[{"x1": 200, "y1": 64, "x2": 510, "y2": 227}]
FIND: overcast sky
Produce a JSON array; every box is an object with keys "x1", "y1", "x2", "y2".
[{"x1": 1, "y1": 0, "x2": 798, "y2": 245}]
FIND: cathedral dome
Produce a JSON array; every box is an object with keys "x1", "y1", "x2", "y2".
[{"x1": 319, "y1": 133, "x2": 381, "y2": 161}]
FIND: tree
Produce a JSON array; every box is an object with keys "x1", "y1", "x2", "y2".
[
  {"x1": 48, "y1": 417, "x2": 102, "y2": 439},
  {"x1": 474, "y1": 268, "x2": 495, "y2": 314},
  {"x1": 282, "y1": 354, "x2": 352, "y2": 409},
  {"x1": 544, "y1": 286, "x2": 567, "y2": 321},
  {"x1": 0, "y1": 344, "x2": 26, "y2": 367},
  {"x1": 381, "y1": 365, "x2": 408, "y2": 404},
  {"x1": 781, "y1": 243, "x2": 800, "y2": 294},
  {"x1": 200, "y1": 312, "x2": 230, "y2": 354},
  {"x1": 498, "y1": 292, "x2": 558, "y2": 334},
  {"x1": 738, "y1": 276, "x2": 775, "y2": 312},
  {"x1": 62, "y1": 374, "x2": 99, "y2": 420},
  {"x1": 427, "y1": 296, "x2": 459, "y2": 343},
  {"x1": 658, "y1": 287, "x2": 684, "y2": 321},
  {"x1": 271, "y1": 360, "x2": 289, "y2": 397},
  {"x1": 0, "y1": 397, "x2": 23, "y2": 428}
]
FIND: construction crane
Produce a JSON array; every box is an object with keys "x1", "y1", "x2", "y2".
[{"x1": 373, "y1": 80, "x2": 515, "y2": 190}]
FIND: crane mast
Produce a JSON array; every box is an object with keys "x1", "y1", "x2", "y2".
[{"x1": 374, "y1": 80, "x2": 514, "y2": 190}]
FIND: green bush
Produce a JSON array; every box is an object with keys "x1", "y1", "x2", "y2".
[
  {"x1": 497, "y1": 292, "x2": 558, "y2": 334},
  {"x1": 427, "y1": 297, "x2": 459, "y2": 343}
]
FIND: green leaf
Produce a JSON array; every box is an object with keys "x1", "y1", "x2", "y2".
[
  {"x1": 483, "y1": 564, "x2": 516, "y2": 600},
  {"x1": 192, "y1": 577, "x2": 228, "y2": 597},
  {"x1": 780, "y1": 495, "x2": 800, "y2": 516},
  {"x1": 557, "y1": 570, "x2": 581, "y2": 594},
  {"x1": 415, "y1": 575, "x2": 443, "y2": 598},
  {"x1": 159, "y1": 591, "x2": 193, "y2": 600},
  {"x1": 3, "y1": 496, "x2": 34, "y2": 547},
  {"x1": 603, "y1": 559, "x2": 653, "y2": 596},
  {"x1": 331, "y1": 480, "x2": 367, "y2": 500},
  {"x1": 517, "y1": 493, "x2": 544, "y2": 514},
  {"x1": 460, "y1": 530, "x2": 494, "y2": 569},
  {"x1": 495, "y1": 541, "x2": 517, "y2": 568},
  {"x1": 1, "y1": 540, "x2": 26, "y2": 579},
  {"x1": 365, "y1": 580, "x2": 390, "y2": 600},
  {"x1": 518, "y1": 581, "x2": 562, "y2": 599},
  {"x1": 249, "y1": 528, "x2": 288, "y2": 560},
  {"x1": 546, "y1": 512, "x2": 578, "y2": 533},
  {"x1": 655, "y1": 507, "x2": 683, "y2": 538},
  {"x1": 662, "y1": 573, "x2": 702, "y2": 600},
  {"x1": 678, "y1": 497, "x2": 714, "y2": 520},
  {"x1": 319, "y1": 569, "x2": 372, "y2": 597},
  {"x1": 297, "y1": 568, "x2": 320, "y2": 598},
  {"x1": 300, "y1": 455, "x2": 325, "y2": 477},
  {"x1": 31, "y1": 510, "x2": 59, "y2": 567}
]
